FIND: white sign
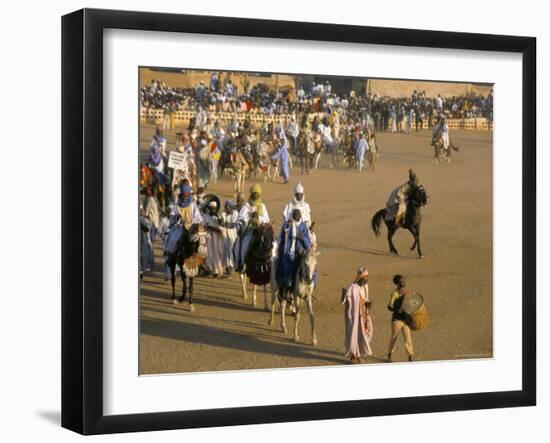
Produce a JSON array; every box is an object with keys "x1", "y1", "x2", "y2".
[{"x1": 167, "y1": 151, "x2": 186, "y2": 170}]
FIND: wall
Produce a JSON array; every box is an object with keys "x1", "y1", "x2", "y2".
[
  {"x1": 140, "y1": 67, "x2": 297, "y2": 90},
  {"x1": 0, "y1": 1, "x2": 545, "y2": 443},
  {"x1": 368, "y1": 79, "x2": 493, "y2": 98}
]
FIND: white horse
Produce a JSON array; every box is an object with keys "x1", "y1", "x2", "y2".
[
  {"x1": 268, "y1": 250, "x2": 319, "y2": 346},
  {"x1": 268, "y1": 228, "x2": 319, "y2": 346}
]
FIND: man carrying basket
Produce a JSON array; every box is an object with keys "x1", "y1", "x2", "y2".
[{"x1": 387, "y1": 274, "x2": 415, "y2": 362}]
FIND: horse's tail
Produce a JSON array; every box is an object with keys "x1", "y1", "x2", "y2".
[{"x1": 371, "y1": 209, "x2": 386, "y2": 237}]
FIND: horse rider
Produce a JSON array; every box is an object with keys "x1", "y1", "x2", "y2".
[
  {"x1": 431, "y1": 115, "x2": 450, "y2": 150},
  {"x1": 171, "y1": 182, "x2": 203, "y2": 229},
  {"x1": 234, "y1": 184, "x2": 270, "y2": 272},
  {"x1": 384, "y1": 169, "x2": 420, "y2": 224},
  {"x1": 276, "y1": 208, "x2": 312, "y2": 301},
  {"x1": 162, "y1": 183, "x2": 204, "y2": 274},
  {"x1": 282, "y1": 182, "x2": 312, "y2": 228}
]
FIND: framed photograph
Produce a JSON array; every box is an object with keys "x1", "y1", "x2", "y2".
[{"x1": 62, "y1": 8, "x2": 536, "y2": 435}]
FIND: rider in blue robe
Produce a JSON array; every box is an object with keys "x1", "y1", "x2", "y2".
[
  {"x1": 276, "y1": 209, "x2": 312, "y2": 296},
  {"x1": 272, "y1": 135, "x2": 290, "y2": 184}
]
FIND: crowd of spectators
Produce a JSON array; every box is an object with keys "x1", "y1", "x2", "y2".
[{"x1": 140, "y1": 72, "x2": 493, "y2": 128}]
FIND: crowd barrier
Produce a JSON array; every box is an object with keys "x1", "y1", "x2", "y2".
[{"x1": 139, "y1": 107, "x2": 493, "y2": 131}]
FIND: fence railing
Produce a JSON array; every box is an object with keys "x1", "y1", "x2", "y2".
[{"x1": 140, "y1": 107, "x2": 493, "y2": 131}]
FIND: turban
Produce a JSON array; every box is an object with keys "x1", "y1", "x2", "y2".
[
  {"x1": 249, "y1": 184, "x2": 263, "y2": 196},
  {"x1": 355, "y1": 267, "x2": 369, "y2": 282}
]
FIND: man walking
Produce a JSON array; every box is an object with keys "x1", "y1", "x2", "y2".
[{"x1": 387, "y1": 274, "x2": 414, "y2": 362}]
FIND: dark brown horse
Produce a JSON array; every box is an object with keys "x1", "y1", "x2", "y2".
[
  {"x1": 371, "y1": 184, "x2": 428, "y2": 258},
  {"x1": 166, "y1": 223, "x2": 207, "y2": 311},
  {"x1": 240, "y1": 222, "x2": 275, "y2": 309}
]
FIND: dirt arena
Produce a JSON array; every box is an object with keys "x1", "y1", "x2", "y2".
[{"x1": 139, "y1": 125, "x2": 493, "y2": 374}]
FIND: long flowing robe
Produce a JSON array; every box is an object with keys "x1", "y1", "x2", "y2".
[
  {"x1": 282, "y1": 199, "x2": 312, "y2": 228},
  {"x1": 385, "y1": 182, "x2": 409, "y2": 222},
  {"x1": 344, "y1": 283, "x2": 373, "y2": 358},
  {"x1": 220, "y1": 209, "x2": 238, "y2": 270},
  {"x1": 276, "y1": 220, "x2": 312, "y2": 290},
  {"x1": 272, "y1": 142, "x2": 290, "y2": 183},
  {"x1": 202, "y1": 212, "x2": 225, "y2": 275},
  {"x1": 433, "y1": 123, "x2": 450, "y2": 149},
  {"x1": 197, "y1": 145, "x2": 211, "y2": 188},
  {"x1": 355, "y1": 138, "x2": 369, "y2": 170},
  {"x1": 144, "y1": 195, "x2": 161, "y2": 239},
  {"x1": 139, "y1": 216, "x2": 154, "y2": 272}
]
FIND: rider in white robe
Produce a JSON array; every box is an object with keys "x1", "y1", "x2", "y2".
[
  {"x1": 432, "y1": 117, "x2": 450, "y2": 150},
  {"x1": 385, "y1": 170, "x2": 420, "y2": 223},
  {"x1": 282, "y1": 182, "x2": 312, "y2": 228},
  {"x1": 219, "y1": 200, "x2": 239, "y2": 272}
]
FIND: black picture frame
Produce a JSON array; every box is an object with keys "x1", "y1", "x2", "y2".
[{"x1": 61, "y1": 8, "x2": 536, "y2": 435}]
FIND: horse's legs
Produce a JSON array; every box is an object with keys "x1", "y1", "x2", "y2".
[
  {"x1": 169, "y1": 260, "x2": 177, "y2": 304},
  {"x1": 188, "y1": 276, "x2": 196, "y2": 311},
  {"x1": 268, "y1": 288, "x2": 277, "y2": 326},
  {"x1": 252, "y1": 284, "x2": 257, "y2": 307},
  {"x1": 280, "y1": 295, "x2": 288, "y2": 334},
  {"x1": 293, "y1": 295, "x2": 301, "y2": 343},
  {"x1": 241, "y1": 172, "x2": 246, "y2": 194},
  {"x1": 179, "y1": 271, "x2": 187, "y2": 303},
  {"x1": 240, "y1": 273, "x2": 248, "y2": 300},
  {"x1": 387, "y1": 223, "x2": 399, "y2": 255},
  {"x1": 306, "y1": 289, "x2": 317, "y2": 346},
  {"x1": 415, "y1": 224, "x2": 423, "y2": 258},
  {"x1": 314, "y1": 152, "x2": 321, "y2": 170},
  {"x1": 263, "y1": 285, "x2": 270, "y2": 312},
  {"x1": 408, "y1": 226, "x2": 418, "y2": 251}
]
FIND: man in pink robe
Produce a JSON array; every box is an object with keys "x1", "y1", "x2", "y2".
[{"x1": 343, "y1": 267, "x2": 373, "y2": 363}]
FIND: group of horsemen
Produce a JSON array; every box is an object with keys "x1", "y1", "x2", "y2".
[
  {"x1": 145, "y1": 105, "x2": 453, "y2": 202},
  {"x1": 140, "y1": 106, "x2": 452, "y2": 301}
]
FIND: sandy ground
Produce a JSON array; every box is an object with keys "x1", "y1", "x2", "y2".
[{"x1": 139, "y1": 125, "x2": 493, "y2": 374}]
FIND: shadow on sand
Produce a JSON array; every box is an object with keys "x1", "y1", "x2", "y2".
[{"x1": 141, "y1": 315, "x2": 348, "y2": 367}]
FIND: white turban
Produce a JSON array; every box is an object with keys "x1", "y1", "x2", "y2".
[{"x1": 294, "y1": 182, "x2": 304, "y2": 194}]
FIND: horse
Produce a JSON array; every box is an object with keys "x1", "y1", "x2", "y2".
[
  {"x1": 340, "y1": 131, "x2": 357, "y2": 169},
  {"x1": 432, "y1": 125, "x2": 459, "y2": 164},
  {"x1": 139, "y1": 163, "x2": 170, "y2": 211},
  {"x1": 165, "y1": 223, "x2": 207, "y2": 311},
  {"x1": 371, "y1": 184, "x2": 428, "y2": 258},
  {"x1": 253, "y1": 138, "x2": 277, "y2": 182},
  {"x1": 297, "y1": 130, "x2": 322, "y2": 174},
  {"x1": 239, "y1": 222, "x2": 275, "y2": 309},
  {"x1": 269, "y1": 249, "x2": 320, "y2": 346}
]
